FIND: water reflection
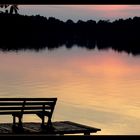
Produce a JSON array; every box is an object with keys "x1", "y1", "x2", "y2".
[
  {"x1": 0, "y1": 38, "x2": 140, "y2": 56},
  {"x1": 0, "y1": 46, "x2": 140, "y2": 134}
]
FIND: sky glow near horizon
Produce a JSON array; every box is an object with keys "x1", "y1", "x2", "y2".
[{"x1": 19, "y1": 5, "x2": 140, "y2": 22}]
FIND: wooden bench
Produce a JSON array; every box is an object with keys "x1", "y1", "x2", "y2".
[{"x1": 0, "y1": 98, "x2": 57, "y2": 130}]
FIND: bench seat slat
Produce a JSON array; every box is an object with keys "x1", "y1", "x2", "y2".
[
  {"x1": 0, "y1": 106, "x2": 52, "y2": 110},
  {"x1": 0, "y1": 111, "x2": 50, "y2": 115},
  {"x1": 0, "y1": 102, "x2": 55, "y2": 106},
  {"x1": 0, "y1": 98, "x2": 57, "y2": 101}
]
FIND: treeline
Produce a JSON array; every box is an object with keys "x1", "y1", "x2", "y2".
[{"x1": 0, "y1": 13, "x2": 140, "y2": 55}]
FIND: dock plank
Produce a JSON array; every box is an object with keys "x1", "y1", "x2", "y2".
[{"x1": 0, "y1": 121, "x2": 101, "y2": 135}]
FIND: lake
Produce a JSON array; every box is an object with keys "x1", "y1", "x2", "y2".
[{"x1": 0, "y1": 45, "x2": 139, "y2": 135}]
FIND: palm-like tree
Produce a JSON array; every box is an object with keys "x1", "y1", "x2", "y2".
[
  {"x1": 0, "y1": 4, "x2": 19, "y2": 14},
  {"x1": 9, "y1": 5, "x2": 19, "y2": 14},
  {"x1": 0, "y1": 5, "x2": 9, "y2": 8},
  {"x1": 0, "y1": 4, "x2": 9, "y2": 13}
]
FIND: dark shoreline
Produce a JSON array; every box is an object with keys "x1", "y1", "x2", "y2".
[{"x1": 0, "y1": 13, "x2": 140, "y2": 55}]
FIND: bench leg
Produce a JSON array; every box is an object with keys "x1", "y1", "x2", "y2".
[
  {"x1": 18, "y1": 116, "x2": 23, "y2": 127},
  {"x1": 13, "y1": 115, "x2": 16, "y2": 126},
  {"x1": 84, "y1": 132, "x2": 90, "y2": 135},
  {"x1": 41, "y1": 116, "x2": 45, "y2": 127},
  {"x1": 12, "y1": 115, "x2": 23, "y2": 128},
  {"x1": 36, "y1": 113, "x2": 53, "y2": 130},
  {"x1": 41, "y1": 117, "x2": 53, "y2": 130},
  {"x1": 47, "y1": 118, "x2": 52, "y2": 127}
]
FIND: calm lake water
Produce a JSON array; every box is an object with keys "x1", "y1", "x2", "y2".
[{"x1": 0, "y1": 45, "x2": 140, "y2": 135}]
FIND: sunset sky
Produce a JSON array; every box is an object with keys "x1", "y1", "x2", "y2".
[{"x1": 19, "y1": 5, "x2": 140, "y2": 22}]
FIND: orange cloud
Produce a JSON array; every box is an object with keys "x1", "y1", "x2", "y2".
[{"x1": 68, "y1": 5, "x2": 130, "y2": 11}]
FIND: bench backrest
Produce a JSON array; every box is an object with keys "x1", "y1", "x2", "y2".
[{"x1": 0, "y1": 98, "x2": 57, "y2": 118}]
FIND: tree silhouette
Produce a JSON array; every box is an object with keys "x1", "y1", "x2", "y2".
[
  {"x1": 9, "y1": 5, "x2": 19, "y2": 14},
  {"x1": 0, "y1": 4, "x2": 19, "y2": 14}
]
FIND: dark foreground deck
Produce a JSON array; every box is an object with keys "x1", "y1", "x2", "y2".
[{"x1": 0, "y1": 121, "x2": 101, "y2": 136}]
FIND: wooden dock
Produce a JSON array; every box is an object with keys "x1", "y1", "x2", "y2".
[{"x1": 0, "y1": 121, "x2": 101, "y2": 136}]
